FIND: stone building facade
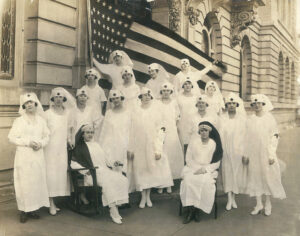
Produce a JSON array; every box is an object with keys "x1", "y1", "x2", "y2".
[{"x1": 0, "y1": 0, "x2": 299, "y2": 193}]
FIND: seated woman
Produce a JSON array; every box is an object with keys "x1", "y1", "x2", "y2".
[
  {"x1": 71, "y1": 124, "x2": 129, "y2": 225},
  {"x1": 180, "y1": 121, "x2": 223, "y2": 224}
]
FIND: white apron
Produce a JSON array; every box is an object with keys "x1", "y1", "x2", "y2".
[
  {"x1": 44, "y1": 109, "x2": 70, "y2": 197},
  {"x1": 8, "y1": 115, "x2": 50, "y2": 212},
  {"x1": 180, "y1": 137, "x2": 219, "y2": 213},
  {"x1": 158, "y1": 99, "x2": 184, "y2": 179}
]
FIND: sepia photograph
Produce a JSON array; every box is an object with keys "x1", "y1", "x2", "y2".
[{"x1": 0, "y1": 0, "x2": 299, "y2": 235}]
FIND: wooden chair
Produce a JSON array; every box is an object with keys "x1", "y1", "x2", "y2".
[{"x1": 67, "y1": 148, "x2": 104, "y2": 216}]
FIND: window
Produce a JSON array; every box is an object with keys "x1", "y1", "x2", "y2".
[
  {"x1": 239, "y1": 36, "x2": 252, "y2": 100},
  {"x1": 0, "y1": 0, "x2": 15, "y2": 80},
  {"x1": 278, "y1": 52, "x2": 284, "y2": 100},
  {"x1": 285, "y1": 57, "x2": 290, "y2": 99}
]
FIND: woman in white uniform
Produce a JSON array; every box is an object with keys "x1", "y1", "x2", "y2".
[
  {"x1": 129, "y1": 87, "x2": 174, "y2": 208},
  {"x1": 71, "y1": 124, "x2": 129, "y2": 224},
  {"x1": 44, "y1": 87, "x2": 75, "y2": 215},
  {"x1": 93, "y1": 50, "x2": 133, "y2": 89},
  {"x1": 146, "y1": 63, "x2": 170, "y2": 99},
  {"x1": 70, "y1": 87, "x2": 103, "y2": 145},
  {"x1": 221, "y1": 93, "x2": 248, "y2": 210},
  {"x1": 173, "y1": 59, "x2": 215, "y2": 96},
  {"x1": 180, "y1": 121, "x2": 223, "y2": 224},
  {"x1": 244, "y1": 94, "x2": 286, "y2": 216},
  {"x1": 80, "y1": 68, "x2": 106, "y2": 126},
  {"x1": 8, "y1": 92, "x2": 50, "y2": 223},
  {"x1": 177, "y1": 79, "x2": 197, "y2": 158},
  {"x1": 204, "y1": 81, "x2": 225, "y2": 116},
  {"x1": 187, "y1": 94, "x2": 220, "y2": 144},
  {"x1": 98, "y1": 89, "x2": 134, "y2": 191},
  {"x1": 119, "y1": 66, "x2": 140, "y2": 111},
  {"x1": 157, "y1": 82, "x2": 184, "y2": 187}
]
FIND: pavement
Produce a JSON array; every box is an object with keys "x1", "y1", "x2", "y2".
[{"x1": 0, "y1": 128, "x2": 300, "y2": 236}]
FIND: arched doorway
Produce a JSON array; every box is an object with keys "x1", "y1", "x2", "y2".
[{"x1": 239, "y1": 36, "x2": 252, "y2": 100}]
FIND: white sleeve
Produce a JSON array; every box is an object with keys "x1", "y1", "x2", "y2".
[{"x1": 8, "y1": 118, "x2": 30, "y2": 147}]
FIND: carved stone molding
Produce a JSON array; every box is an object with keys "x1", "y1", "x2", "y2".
[
  {"x1": 168, "y1": 0, "x2": 181, "y2": 32},
  {"x1": 186, "y1": 6, "x2": 200, "y2": 26},
  {"x1": 230, "y1": 0, "x2": 264, "y2": 48}
]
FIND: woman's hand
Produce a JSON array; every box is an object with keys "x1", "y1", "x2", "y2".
[
  {"x1": 155, "y1": 153, "x2": 161, "y2": 160},
  {"x1": 29, "y1": 141, "x2": 41, "y2": 151},
  {"x1": 269, "y1": 158, "x2": 275, "y2": 165},
  {"x1": 242, "y1": 156, "x2": 249, "y2": 165}
]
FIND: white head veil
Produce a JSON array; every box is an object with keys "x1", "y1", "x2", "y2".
[
  {"x1": 121, "y1": 65, "x2": 136, "y2": 82},
  {"x1": 205, "y1": 80, "x2": 225, "y2": 109},
  {"x1": 109, "y1": 50, "x2": 133, "y2": 67},
  {"x1": 251, "y1": 94, "x2": 274, "y2": 112},
  {"x1": 225, "y1": 92, "x2": 246, "y2": 116},
  {"x1": 148, "y1": 63, "x2": 170, "y2": 80},
  {"x1": 50, "y1": 87, "x2": 76, "y2": 110},
  {"x1": 180, "y1": 58, "x2": 191, "y2": 72},
  {"x1": 19, "y1": 92, "x2": 44, "y2": 116}
]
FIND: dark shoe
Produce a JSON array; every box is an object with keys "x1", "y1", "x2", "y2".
[
  {"x1": 194, "y1": 208, "x2": 201, "y2": 222},
  {"x1": 28, "y1": 211, "x2": 40, "y2": 219},
  {"x1": 20, "y1": 211, "x2": 27, "y2": 223},
  {"x1": 182, "y1": 207, "x2": 194, "y2": 224}
]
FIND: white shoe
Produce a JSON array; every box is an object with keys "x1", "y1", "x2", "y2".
[
  {"x1": 49, "y1": 206, "x2": 57, "y2": 216},
  {"x1": 56, "y1": 207, "x2": 61, "y2": 212},
  {"x1": 232, "y1": 199, "x2": 237, "y2": 209},
  {"x1": 139, "y1": 199, "x2": 146, "y2": 209},
  {"x1": 157, "y1": 188, "x2": 163, "y2": 194},
  {"x1": 111, "y1": 216, "x2": 122, "y2": 224},
  {"x1": 264, "y1": 204, "x2": 272, "y2": 216},
  {"x1": 146, "y1": 198, "x2": 152, "y2": 208},
  {"x1": 80, "y1": 193, "x2": 89, "y2": 205},
  {"x1": 167, "y1": 187, "x2": 172, "y2": 194},
  {"x1": 251, "y1": 205, "x2": 263, "y2": 215},
  {"x1": 226, "y1": 201, "x2": 232, "y2": 211}
]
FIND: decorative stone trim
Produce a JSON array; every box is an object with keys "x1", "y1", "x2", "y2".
[{"x1": 168, "y1": 0, "x2": 181, "y2": 32}]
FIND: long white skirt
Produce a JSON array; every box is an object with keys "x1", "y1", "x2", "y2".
[
  {"x1": 84, "y1": 168, "x2": 129, "y2": 207},
  {"x1": 180, "y1": 171, "x2": 218, "y2": 214},
  {"x1": 164, "y1": 126, "x2": 184, "y2": 179},
  {"x1": 14, "y1": 147, "x2": 50, "y2": 212}
]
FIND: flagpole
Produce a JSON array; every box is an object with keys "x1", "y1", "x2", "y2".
[{"x1": 87, "y1": 0, "x2": 93, "y2": 67}]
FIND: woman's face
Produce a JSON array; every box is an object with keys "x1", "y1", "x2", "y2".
[
  {"x1": 53, "y1": 96, "x2": 64, "y2": 106},
  {"x1": 227, "y1": 102, "x2": 237, "y2": 112},
  {"x1": 199, "y1": 128, "x2": 209, "y2": 139},
  {"x1": 196, "y1": 101, "x2": 207, "y2": 112},
  {"x1": 207, "y1": 86, "x2": 216, "y2": 96},
  {"x1": 111, "y1": 97, "x2": 123, "y2": 108},
  {"x1": 83, "y1": 129, "x2": 94, "y2": 142},
  {"x1": 148, "y1": 69, "x2": 158, "y2": 79},
  {"x1": 181, "y1": 61, "x2": 189, "y2": 70},
  {"x1": 113, "y1": 55, "x2": 122, "y2": 65},
  {"x1": 253, "y1": 102, "x2": 263, "y2": 112},
  {"x1": 141, "y1": 93, "x2": 152, "y2": 104},
  {"x1": 122, "y1": 73, "x2": 132, "y2": 84},
  {"x1": 24, "y1": 100, "x2": 36, "y2": 114},
  {"x1": 86, "y1": 75, "x2": 96, "y2": 86},
  {"x1": 183, "y1": 82, "x2": 192, "y2": 92},
  {"x1": 161, "y1": 89, "x2": 171, "y2": 99},
  {"x1": 77, "y1": 94, "x2": 88, "y2": 105}
]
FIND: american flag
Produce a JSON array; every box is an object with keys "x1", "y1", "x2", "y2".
[{"x1": 88, "y1": 0, "x2": 226, "y2": 86}]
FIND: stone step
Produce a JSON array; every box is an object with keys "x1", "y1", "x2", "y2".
[{"x1": 0, "y1": 181, "x2": 15, "y2": 203}]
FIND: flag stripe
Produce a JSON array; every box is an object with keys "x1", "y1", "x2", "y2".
[{"x1": 135, "y1": 19, "x2": 222, "y2": 66}]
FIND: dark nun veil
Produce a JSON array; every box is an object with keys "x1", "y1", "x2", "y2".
[
  {"x1": 72, "y1": 125, "x2": 94, "y2": 169},
  {"x1": 198, "y1": 121, "x2": 223, "y2": 164}
]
